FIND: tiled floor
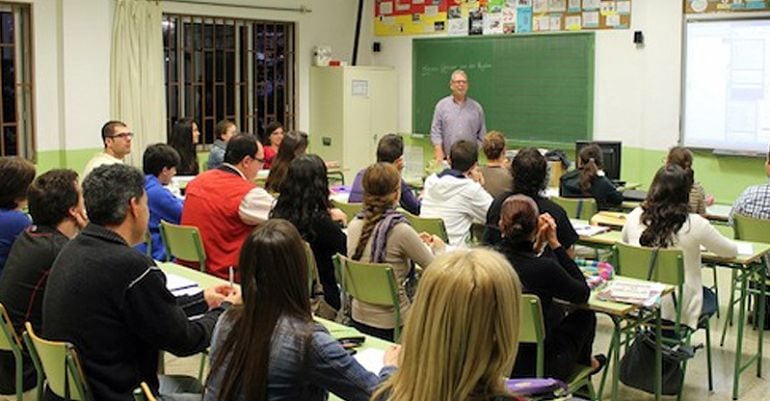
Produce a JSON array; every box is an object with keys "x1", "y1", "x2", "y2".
[{"x1": 166, "y1": 267, "x2": 770, "y2": 400}]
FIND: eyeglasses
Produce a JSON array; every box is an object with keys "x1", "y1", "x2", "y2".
[
  {"x1": 452, "y1": 79, "x2": 468, "y2": 84},
  {"x1": 109, "y1": 133, "x2": 134, "y2": 140},
  {"x1": 252, "y1": 155, "x2": 265, "y2": 163}
]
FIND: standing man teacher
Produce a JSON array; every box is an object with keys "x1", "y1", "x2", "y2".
[{"x1": 430, "y1": 69, "x2": 487, "y2": 161}]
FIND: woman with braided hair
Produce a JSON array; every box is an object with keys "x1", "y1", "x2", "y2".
[{"x1": 347, "y1": 162, "x2": 445, "y2": 341}]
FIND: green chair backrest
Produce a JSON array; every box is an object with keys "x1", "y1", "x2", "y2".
[
  {"x1": 402, "y1": 211, "x2": 449, "y2": 243},
  {"x1": 331, "y1": 200, "x2": 363, "y2": 223},
  {"x1": 337, "y1": 254, "x2": 402, "y2": 342},
  {"x1": 733, "y1": 214, "x2": 770, "y2": 243},
  {"x1": 159, "y1": 221, "x2": 206, "y2": 270},
  {"x1": 24, "y1": 322, "x2": 90, "y2": 401},
  {"x1": 613, "y1": 242, "x2": 685, "y2": 333},
  {"x1": 517, "y1": 294, "x2": 546, "y2": 377},
  {"x1": 552, "y1": 196, "x2": 599, "y2": 220},
  {"x1": 0, "y1": 304, "x2": 23, "y2": 400}
]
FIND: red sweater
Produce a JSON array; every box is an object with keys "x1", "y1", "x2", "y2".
[{"x1": 181, "y1": 167, "x2": 256, "y2": 279}]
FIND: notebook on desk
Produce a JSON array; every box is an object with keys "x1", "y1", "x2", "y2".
[{"x1": 623, "y1": 189, "x2": 647, "y2": 201}]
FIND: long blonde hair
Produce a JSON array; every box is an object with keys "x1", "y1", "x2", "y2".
[{"x1": 372, "y1": 249, "x2": 522, "y2": 401}]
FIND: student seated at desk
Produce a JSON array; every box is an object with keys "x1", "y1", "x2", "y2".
[
  {"x1": 730, "y1": 145, "x2": 770, "y2": 222},
  {"x1": 559, "y1": 143, "x2": 622, "y2": 210},
  {"x1": 261, "y1": 121, "x2": 283, "y2": 169},
  {"x1": 205, "y1": 219, "x2": 396, "y2": 401},
  {"x1": 271, "y1": 154, "x2": 347, "y2": 312},
  {"x1": 0, "y1": 156, "x2": 35, "y2": 274},
  {"x1": 265, "y1": 130, "x2": 308, "y2": 193},
  {"x1": 207, "y1": 119, "x2": 237, "y2": 170},
  {"x1": 622, "y1": 165, "x2": 737, "y2": 330},
  {"x1": 484, "y1": 148, "x2": 579, "y2": 258},
  {"x1": 496, "y1": 195, "x2": 604, "y2": 380},
  {"x1": 666, "y1": 146, "x2": 714, "y2": 215},
  {"x1": 349, "y1": 134, "x2": 421, "y2": 215},
  {"x1": 136, "y1": 144, "x2": 184, "y2": 261},
  {"x1": 348, "y1": 163, "x2": 445, "y2": 341},
  {"x1": 479, "y1": 131, "x2": 513, "y2": 199},
  {"x1": 372, "y1": 248, "x2": 523, "y2": 401},
  {"x1": 168, "y1": 118, "x2": 201, "y2": 176},
  {"x1": 0, "y1": 169, "x2": 87, "y2": 397},
  {"x1": 421, "y1": 140, "x2": 493, "y2": 247}
]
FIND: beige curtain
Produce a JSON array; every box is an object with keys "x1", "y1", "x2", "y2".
[{"x1": 110, "y1": 0, "x2": 166, "y2": 167}]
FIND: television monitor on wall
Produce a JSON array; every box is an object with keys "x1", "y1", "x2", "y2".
[{"x1": 575, "y1": 141, "x2": 622, "y2": 182}]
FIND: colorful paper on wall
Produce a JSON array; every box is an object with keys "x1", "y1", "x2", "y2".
[{"x1": 517, "y1": 3, "x2": 533, "y2": 32}]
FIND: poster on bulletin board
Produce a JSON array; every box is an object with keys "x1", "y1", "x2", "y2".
[
  {"x1": 374, "y1": 0, "x2": 632, "y2": 37},
  {"x1": 685, "y1": 0, "x2": 770, "y2": 13}
]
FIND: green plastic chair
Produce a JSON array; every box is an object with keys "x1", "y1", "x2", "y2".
[
  {"x1": 0, "y1": 304, "x2": 24, "y2": 401},
  {"x1": 721, "y1": 214, "x2": 770, "y2": 346},
  {"x1": 518, "y1": 294, "x2": 596, "y2": 399},
  {"x1": 160, "y1": 221, "x2": 207, "y2": 271},
  {"x1": 402, "y1": 211, "x2": 449, "y2": 243},
  {"x1": 331, "y1": 200, "x2": 363, "y2": 223},
  {"x1": 552, "y1": 196, "x2": 599, "y2": 220},
  {"x1": 337, "y1": 254, "x2": 402, "y2": 342},
  {"x1": 23, "y1": 322, "x2": 91, "y2": 401},
  {"x1": 613, "y1": 242, "x2": 714, "y2": 396}
]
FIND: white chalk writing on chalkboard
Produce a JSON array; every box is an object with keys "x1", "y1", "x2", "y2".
[{"x1": 422, "y1": 62, "x2": 493, "y2": 77}]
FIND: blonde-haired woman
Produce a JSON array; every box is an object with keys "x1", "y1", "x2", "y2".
[
  {"x1": 348, "y1": 162, "x2": 445, "y2": 341},
  {"x1": 371, "y1": 248, "x2": 524, "y2": 401}
]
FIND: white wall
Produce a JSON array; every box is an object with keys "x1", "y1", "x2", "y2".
[
  {"x1": 360, "y1": 0, "x2": 685, "y2": 151},
  {"x1": 22, "y1": 0, "x2": 364, "y2": 153}
]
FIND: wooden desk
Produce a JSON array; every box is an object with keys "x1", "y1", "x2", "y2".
[{"x1": 158, "y1": 262, "x2": 393, "y2": 401}]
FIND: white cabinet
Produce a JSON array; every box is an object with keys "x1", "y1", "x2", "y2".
[{"x1": 309, "y1": 66, "x2": 397, "y2": 184}]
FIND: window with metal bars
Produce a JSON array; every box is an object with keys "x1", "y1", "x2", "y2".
[
  {"x1": 162, "y1": 14, "x2": 296, "y2": 147},
  {"x1": 0, "y1": 3, "x2": 33, "y2": 158}
]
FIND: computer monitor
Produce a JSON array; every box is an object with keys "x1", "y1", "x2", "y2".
[{"x1": 575, "y1": 141, "x2": 622, "y2": 182}]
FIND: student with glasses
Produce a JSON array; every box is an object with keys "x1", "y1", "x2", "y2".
[
  {"x1": 181, "y1": 134, "x2": 275, "y2": 281},
  {"x1": 83, "y1": 120, "x2": 134, "y2": 178}
]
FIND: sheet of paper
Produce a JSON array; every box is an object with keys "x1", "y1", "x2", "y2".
[
  {"x1": 568, "y1": 0, "x2": 581, "y2": 12},
  {"x1": 600, "y1": 0, "x2": 616, "y2": 15},
  {"x1": 583, "y1": 0, "x2": 600, "y2": 10},
  {"x1": 737, "y1": 242, "x2": 754, "y2": 255},
  {"x1": 533, "y1": 15, "x2": 550, "y2": 31},
  {"x1": 425, "y1": 5, "x2": 439, "y2": 16},
  {"x1": 582, "y1": 11, "x2": 599, "y2": 27},
  {"x1": 533, "y1": 0, "x2": 548, "y2": 13},
  {"x1": 395, "y1": 2, "x2": 411, "y2": 11},
  {"x1": 548, "y1": 0, "x2": 566, "y2": 11},
  {"x1": 565, "y1": 15, "x2": 581, "y2": 30},
  {"x1": 354, "y1": 348, "x2": 385, "y2": 374},
  {"x1": 549, "y1": 15, "x2": 562, "y2": 30},
  {"x1": 165, "y1": 273, "x2": 202, "y2": 297},
  {"x1": 606, "y1": 14, "x2": 620, "y2": 27},
  {"x1": 616, "y1": 0, "x2": 631, "y2": 14},
  {"x1": 379, "y1": 1, "x2": 393, "y2": 15}
]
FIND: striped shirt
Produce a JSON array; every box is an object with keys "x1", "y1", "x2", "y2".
[
  {"x1": 730, "y1": 181, "x2": 770, "y2": 223},
  {"x1": 430, "y1": 95, "x2": 486, "y2": 157}
]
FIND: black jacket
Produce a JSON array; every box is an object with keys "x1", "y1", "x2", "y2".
[
  {"x1": 559, "y1": 169, "x2": 623, "y2": 210},
  {"x1": 42, "y1": 224, "x2": 226, "y2": 401}
]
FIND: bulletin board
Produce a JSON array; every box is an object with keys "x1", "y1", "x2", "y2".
[
  {"x1": 685, "y1": 0, "x2": 770, "y2": 14},
  {"x1": 374, "y1": 0, "x2": 632, "y2": 37}
]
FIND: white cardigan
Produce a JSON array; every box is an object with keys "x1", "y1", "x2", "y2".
[{"x1": 622, "y1": 207, "x2": 737, "y2": 329}]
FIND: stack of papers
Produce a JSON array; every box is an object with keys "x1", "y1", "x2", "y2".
[
  {"x1": 165, "y1": 273, "x2": 201, "y2": 297},
  {"x1": 571, "y1": 220, "x2": 610, "y2": 237},
  {"x1": 354, "y1": 348, "x2": 385, "y2": 374},
  {"x1": 597, "y1": 280, "x2": 666, "y2": 307}
]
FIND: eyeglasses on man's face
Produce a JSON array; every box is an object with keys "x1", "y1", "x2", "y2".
[{"x1": 109, "y1": 132, "x2": 134, "y2": 140}]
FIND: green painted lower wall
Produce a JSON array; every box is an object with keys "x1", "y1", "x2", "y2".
[
  {"x1": 402, "y1": 134, "x2": 768, "y2": 204},
  {"x1": 36, "y1": 148, "x2": 103, "y2": 175}
]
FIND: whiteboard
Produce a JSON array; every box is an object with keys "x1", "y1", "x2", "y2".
[{"x1": 683, "y1": 18, "x2": 770, "y2": 153}]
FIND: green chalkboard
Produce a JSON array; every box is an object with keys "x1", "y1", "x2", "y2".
[{"x1": 412, "y1": 32, "x2": 595, "y2": 148}]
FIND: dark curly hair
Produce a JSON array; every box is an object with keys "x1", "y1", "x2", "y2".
[
  {"x1": 639, "y1": 165, "x2": 693, "y2": 248},
  {"x1": 270, "y1": 154, "x2": 331, "y2": 242},
  {"x1": 511, "y1": 147, "x2": 547, "y2": 197}
]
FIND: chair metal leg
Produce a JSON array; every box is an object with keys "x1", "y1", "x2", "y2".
[
  {"x1": 705, "y1": 319, "x2": 714, "y2": 391},
  {"x1": 713, "y1": 266, "x2": 720, "y2": 319}
]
